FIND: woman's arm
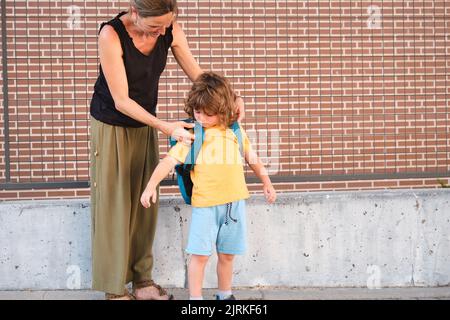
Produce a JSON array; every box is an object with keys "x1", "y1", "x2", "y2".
[
  {"x1": 171, "y1": 21, "x2": 204, "y2": 82},
  {"x1": 235, "y1": 96, "x2": 245, "y2": 122},
  {"x1": 171, "y1": 21, "x2": 245, "y2": 120},
  {"x1": 98, "y1": 25, "x2": 194, "y2": 139}
]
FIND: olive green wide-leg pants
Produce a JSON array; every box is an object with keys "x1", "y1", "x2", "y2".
[{"x1": 90, "y1": 117, "x2": 159, "y2": 295}]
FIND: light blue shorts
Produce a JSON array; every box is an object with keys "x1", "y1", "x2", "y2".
[{"x1": 186, "y1": 200, "x2": 247, "y2": 256}]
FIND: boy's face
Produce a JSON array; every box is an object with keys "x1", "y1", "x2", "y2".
[{"x1": 194, "y1": 109, "x2": 219, "y2": 128}]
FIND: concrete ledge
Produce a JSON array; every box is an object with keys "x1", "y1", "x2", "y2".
[
  {"x1": 1, "y1": 189, "x2": 450, "y2": 290},
  {"x1": 0, "y1": 287, "x2": 449, "y2": 300}
]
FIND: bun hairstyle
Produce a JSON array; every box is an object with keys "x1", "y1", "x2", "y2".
[{"x1": 130, "y1": 0, "x2": 178, "y2": 17}]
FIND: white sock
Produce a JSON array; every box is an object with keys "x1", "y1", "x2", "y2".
[
  {"x1": 190, "y1": 296, "x2": 203, "y2": 300},
  {"x1": 216, "y1": 290, "x2": 232, "y2": 300}
]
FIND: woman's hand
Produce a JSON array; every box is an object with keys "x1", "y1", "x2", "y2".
[
  {"x1": 159, "y1": 120, "x2": 195, "y2": 144},
  {"x1": 235, "y1": 96, "x2": 245, "y2": 122},
  {"x1": 141, "y1": 185, "x2": 158, "y2": 208},
  {"x1": 263, "y1": 182, "x2": 277, "y2": 204}
]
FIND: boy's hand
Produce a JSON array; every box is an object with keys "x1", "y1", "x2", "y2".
[
  {"x1": 263, "y1": 183, "x2": 277, "y2": 204},
  {"x1": 141, "y1": 186, "x2": 157, "y2": 208}
]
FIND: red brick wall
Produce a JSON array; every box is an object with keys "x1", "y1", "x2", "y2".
[{"x1": 0, "y1": 0, "x2": 449, "y2": 200}]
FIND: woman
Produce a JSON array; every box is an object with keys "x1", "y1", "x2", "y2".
[{"x1": 89, "y1": 0, "x2": 244, "y2": 300}]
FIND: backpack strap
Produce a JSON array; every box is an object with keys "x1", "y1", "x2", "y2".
[
  {"x1": 177, "y1": 120, "x2": 242, "y2": 167},
  {"x1": 230, "y1": 121, "x2": 244, "y2": 156},
  {"x1": 184, "y1": 121, "x2": 204, "y2": 167}
]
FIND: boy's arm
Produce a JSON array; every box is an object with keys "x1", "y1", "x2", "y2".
[
  {"x1": 244, "y1": 148, "x2": 277, "y2": 204},
  {"x1": 146, "y1": 155, "x2": 180, "y2": 189},
  {"x1": 245, "y1": 149, "x2": 271, "y2": 185},
  {"x1": 141, "y1": 155, "x2": 180, "y2": 208}
]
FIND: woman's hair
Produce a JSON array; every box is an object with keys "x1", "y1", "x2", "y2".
[
  {"x1": 130, "y1": 0, "x2": 178, "y2": 17},
  {"x1": 184, "y1": 72, "x2": 238, "y2": 128}
]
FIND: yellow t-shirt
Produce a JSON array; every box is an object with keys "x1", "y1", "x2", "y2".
[{"x1": 168, "y1": 124, "x2": 252, "y2": 207}]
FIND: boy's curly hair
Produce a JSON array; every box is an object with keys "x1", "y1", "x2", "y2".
[{"x1": 184, "y1": 72, "x2": 238, "y2": 128}]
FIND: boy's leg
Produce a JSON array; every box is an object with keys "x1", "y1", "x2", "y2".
[
  {"x1": 215, "y1": 200, "x2": 246, "y2": 300},
  {"x1": 186, "y1": 205, "x2": 219, "y2": 299},
  {"x1": 188, "y1": 254, "x2": 210, "y2": 298},
  {"x1": 217, "y1": 253, "x2": 235, "y2": 292}
]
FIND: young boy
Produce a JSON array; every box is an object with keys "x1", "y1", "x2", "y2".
[{"x1": 141, "y1": 72, "x2": 276, "y2": 300}]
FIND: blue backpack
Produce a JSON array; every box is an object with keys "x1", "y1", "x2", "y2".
[{"x1": 169, "y1": 119, "x2": 244, "y2": 205}]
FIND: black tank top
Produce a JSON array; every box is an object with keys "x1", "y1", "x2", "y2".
[{"x1": 90, "y1": 12, "x2": 173, "y2": 127}]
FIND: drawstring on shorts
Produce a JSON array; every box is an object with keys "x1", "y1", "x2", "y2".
[{"x1": 225, "y1": 202, "x2": 238, "y2": 225}]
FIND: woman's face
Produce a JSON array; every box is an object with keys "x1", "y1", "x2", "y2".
[
  {"x1": 133, "y1": 10, "x2": 174, "y2": 38},
  {"x1": 194, "y1": 109, "x2": 219, "y2": 128}
]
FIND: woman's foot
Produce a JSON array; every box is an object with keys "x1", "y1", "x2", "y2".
[
  {"x1": 105, "y1": 292, "x2": 135, "y2": 300},
  {"x1": 133, "y1": 280, "x2": 174, "y2": 300},
  {"x1": 108, "y1": 295, "x2": 133, "y2": 300}
]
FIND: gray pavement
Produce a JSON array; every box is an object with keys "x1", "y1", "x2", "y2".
[{"x1": 1, "y1": 286, "x2": 449, "y2": 300}]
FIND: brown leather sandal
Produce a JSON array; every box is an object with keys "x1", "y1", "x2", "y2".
[
  {"x1": 133, "y1": 280, "x2": 174, "y2": 300},
  {"x1": 105, "y1": 290, "x2": 135, "y2": 300}
]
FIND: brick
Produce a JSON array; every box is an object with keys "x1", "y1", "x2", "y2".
[{"x1": 0, "y1": 0, "x2": 449, "y2": 200}]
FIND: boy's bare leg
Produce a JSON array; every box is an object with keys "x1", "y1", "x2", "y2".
[
  {"x1": 188, "y1": 254, "x2": 210, "y2": 298},
  {"x1": 217, "y1": 253, "x2": 235, "y2": 291}
]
